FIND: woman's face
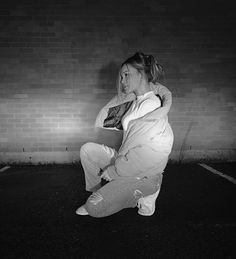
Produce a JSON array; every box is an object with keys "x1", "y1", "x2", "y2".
[{"x1": 120, "y1": 64, "x2": 141, "y2": 94}]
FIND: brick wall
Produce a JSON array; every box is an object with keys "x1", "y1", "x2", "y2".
[{"x1": 0, "y1": 0, "x2": 235, "y2": 163}]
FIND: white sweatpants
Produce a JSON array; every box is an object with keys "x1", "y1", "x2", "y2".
[{"x1": 79, "y1": 142, "x2": 162, "y2": 217}]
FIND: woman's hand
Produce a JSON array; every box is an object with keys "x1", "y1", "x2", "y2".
[{"x1": 100, "y1": 170, "x2": 112, "y2": 181}]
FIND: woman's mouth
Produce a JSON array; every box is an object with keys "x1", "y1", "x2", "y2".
[{"x1": 122, "y1": 85, "x2": 128, "y2": 92}]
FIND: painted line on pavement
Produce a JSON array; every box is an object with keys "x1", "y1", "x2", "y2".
[
  {"x1": 198, "y1": 163, "x2": 236, "y2": 184},
  {"x1": 0, "y1": 166, "x2": 11, "y2": 173}
]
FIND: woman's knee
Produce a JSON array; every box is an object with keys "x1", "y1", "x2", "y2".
[
  {"x1": 85, "y1": 192, "x2": 106, "y2": 218},
  {"x1": 80, "y1": 142, "x2": 96, "y2": 160}
]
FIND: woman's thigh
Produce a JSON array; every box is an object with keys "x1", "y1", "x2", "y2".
[{"x1": 80, "y1": 142, "x2": 117, "y2": 169}]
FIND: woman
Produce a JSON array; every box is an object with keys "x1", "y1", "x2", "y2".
[{"x1": 76, "y1": 52, "x2": 174, "y2": 217}]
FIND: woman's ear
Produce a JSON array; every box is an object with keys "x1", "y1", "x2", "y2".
[{"x1": 139, "y1": 70, "x2": 147, "y2": 83}]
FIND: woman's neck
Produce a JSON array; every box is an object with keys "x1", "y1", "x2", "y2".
[{"x1": 134, "y1": 80, "x2": 151, "y2": 97}]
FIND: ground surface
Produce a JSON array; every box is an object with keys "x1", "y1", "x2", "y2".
[{"x1": 0, "y1": 162, "x2": 235, "y2": 259}]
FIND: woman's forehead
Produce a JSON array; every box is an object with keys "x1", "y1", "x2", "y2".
[{"x1": 120, "y1": 64, "x2": 135, "y2": 74}]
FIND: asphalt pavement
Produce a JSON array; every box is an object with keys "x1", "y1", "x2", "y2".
[{"x1": 0, "y1": 162, "x2": 235, "y2": 259}]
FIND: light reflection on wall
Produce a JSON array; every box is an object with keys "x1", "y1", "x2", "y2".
[{"x1": 0, "y1": 98, "x2": 96, "y2": 153}]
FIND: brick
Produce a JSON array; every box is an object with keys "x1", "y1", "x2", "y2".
[
  {"x1": 14, "y1": 114, "x2": 28, "y2": 119},
  {"x1": 0, "y1": 114, "x2": 14, "y2": 118},
  {"x1": 0, "y1": 0, "x2": 235, "y2": 162},
  {"x1": 15, "y1": 123, "x2": 29, "y2": 128}
]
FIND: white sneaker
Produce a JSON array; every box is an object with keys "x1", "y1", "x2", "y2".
[
  {"x1": 75, "y1": 205, "x2": 89, "y2": 216},
  {"x1": 137, "y1": 189, "x2": 160, "y2": 216}
]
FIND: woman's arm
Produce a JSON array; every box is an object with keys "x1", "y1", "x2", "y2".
[
  {"x1": 94, "y1": 95, "x2": 119, "y2": 129},
  {"x1": 94, "y1": 94, "x2": 135, "y2": 130},
  {"x1": 102, "y1": 144, "x2": 167, "y2": 179},
  {"x1": 143, "y1": 83, "x2": 172, "y2": 120}
]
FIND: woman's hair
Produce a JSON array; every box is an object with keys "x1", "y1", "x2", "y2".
[
  {"x1": 122, "y1": 52, "x2": 164, "y2": 83},
  {"x1": 117, "y1": 52, "x2": 164, "y2": 97}
]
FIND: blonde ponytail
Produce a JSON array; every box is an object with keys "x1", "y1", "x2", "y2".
[{"x1": 146, "y1": 55, "x2": 164, "y2": 83}]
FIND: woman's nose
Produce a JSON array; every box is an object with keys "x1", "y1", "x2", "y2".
[
  {"x1": 122, "y1": 77, "x2": 127, "y2": 85},
  {"x1": 121, "y1": 77, "x2": 125, "y2": 85}
]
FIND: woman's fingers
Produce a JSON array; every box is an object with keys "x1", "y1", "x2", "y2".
[{"x1": 101, "y1": 171, "x2": 112, "y2": 181}]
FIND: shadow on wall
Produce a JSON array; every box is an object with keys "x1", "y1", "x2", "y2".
[
  {"x1": 178, "y1": 121, "x2": 194, "y2": 164},
  {"x1": 93, "y1": 60, "x2": 123, "y2": 151},
  {"x1": 97, "y1": 61, "x2": 121, "y2": 90}
]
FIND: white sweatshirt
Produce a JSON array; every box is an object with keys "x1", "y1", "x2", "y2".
[
  {"x1": 95, "y1": 83, "x2": 174, "y2": 179},
  {"x1": 122, "y1": 91, "x2": 161, "y2": 131}
]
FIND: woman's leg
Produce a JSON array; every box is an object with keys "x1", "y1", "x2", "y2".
[
  {"x1": 80, "y1": 142, "x2": 116, "y2": 191},
  {"x1": 85, "y1": 174, "x2": 162, "y2": 218}
]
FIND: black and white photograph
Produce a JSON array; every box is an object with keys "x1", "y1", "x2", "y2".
[{"x1": 0, "y1": 0, "x2": 235, "y2": 258}]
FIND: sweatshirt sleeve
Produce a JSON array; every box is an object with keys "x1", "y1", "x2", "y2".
[
  {"x1": 104, "y1": 145, "x2": 165, "y2": 179},
  {"x1": 143, "y1": 84, "x2": 172, "y2": 121},
  {"x1": 94, "y1": 94, "x2": 135, "y2": 130},
  {"x1": 94, "y1": 95, "x2": 119, "y2": 129}
]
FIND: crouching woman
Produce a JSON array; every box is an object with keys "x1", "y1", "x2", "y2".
[{"x1": 76, "y1": 52, "x2": 174, "y2": 217}]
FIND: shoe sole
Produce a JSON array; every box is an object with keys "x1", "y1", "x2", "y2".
[
  {"x1": 75, "y1": 211, "x2": 89, "y2": 216},
  {"x1": 138, "y1": 210, "x2": 155, "y2": 216},
  {"x1": 75, "y1": 206, "x2": 89, "y2": 216}
]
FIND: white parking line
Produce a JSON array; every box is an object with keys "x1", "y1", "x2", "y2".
[
  {"x1": 199, "y1": 163, "x2": 236, "y2": 184},
  {"x1": 0, "y1": 166, "x2": 11, "y2": 173}
]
